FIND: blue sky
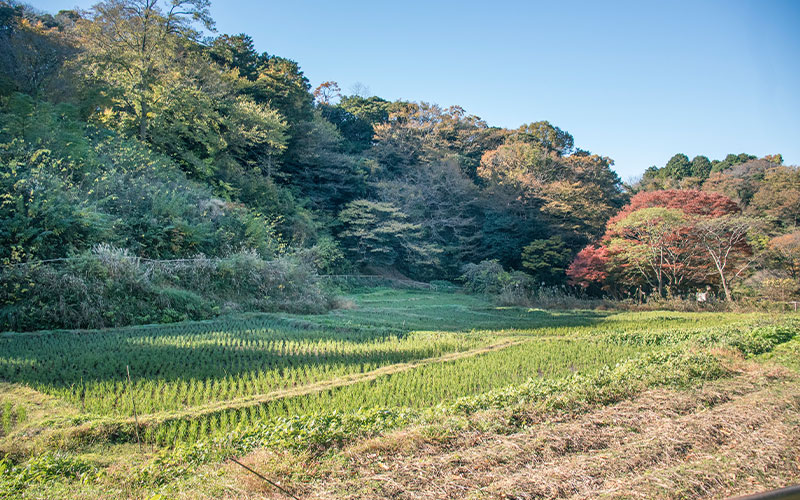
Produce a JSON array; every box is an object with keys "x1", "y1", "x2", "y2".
[{"x1": 35, "y1": 0, "x2": 800, "y2": 180}]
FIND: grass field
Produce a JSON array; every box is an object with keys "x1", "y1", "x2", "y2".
[{"x1": 0, "y1": 288, "x2": 798, "y2": 499}]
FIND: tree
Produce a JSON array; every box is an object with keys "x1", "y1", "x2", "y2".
[
  {"x1": 609, "y1": 189, "x2": 739, "y2": 223},
  {"x1": 337, "y1": 200, "x2": 439, "y2": 270},
  {"x1": 376, "y1": 160, "x2": 482, "y2": 278},
  {"x1": 608, "y1": 207, "x2": 689, "y2": 297},
  {"x1": 512, "y1": 121, "x2": 574, "y2": 156},
  {"x1": 283, "y1": 113, "x2": 366, "y2": 212},
  {"x1": 208, "y1": 33, "x2": 261, "y2": 81},
  {"x1": 710, "y1": 153, "x2": 757, "y2": 174},
  {"x1": 478, "y1": 141, "x2": 559, "y2": 191},
  {"x1": 566, "y1": 245, "x2": 609, "y2": 291},
  {"x1": 663, "y1": 153, "x2": 691, "y2": 179},
  {"x1": 0, "y1": 7, "x2": 77, "y2": 98},
  {"x1": 703, "y1": 158, "x2": 773, "y2": 207},
  {"x1": 521, "y1": 236, "x2": 572, "y2": 285},
  {"x1": 690, "y1": 155, "x2": 712, "y2": 179},
  {"x1": 313, "y1": 81, "x2": 341, "y2": 105},
  {"x1": 768, "y1": 231, "x2": 800, "y2": 280},
  {"x1": 338, "y1": 95, "x2": 392, "y2": 124},
  {"x1": 77, "y1": 0, "x2": 214, "y2": 141},
  {"x1": 748, "y1": 165, "x2": 800, "y2": 229},
  {"x1": 695, "y1": 215, "x2": 757, "y2": 301},
  {"x1": 372, "y1": 102, "x2": 501, "y2": 178}
]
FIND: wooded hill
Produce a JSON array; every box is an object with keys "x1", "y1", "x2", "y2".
[{"x1": 1, "y1": 0, "x2": 798, "y2": 330}]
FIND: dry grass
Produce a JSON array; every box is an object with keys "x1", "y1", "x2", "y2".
[{"x1": 274, "y1": 365, "x2": 800, "y2": 500}]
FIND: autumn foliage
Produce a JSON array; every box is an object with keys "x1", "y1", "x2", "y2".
[
  {"x1": 607, "y1": 189, "x2": 739, "y2": 226},
  {"x1": 566, "y1": 245, "x2": 609, "y2": 289},
  {"x1": 568, "y1": 189, "x2": 755, "y2": 299}
]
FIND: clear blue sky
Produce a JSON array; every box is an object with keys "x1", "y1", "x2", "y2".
[{"x1": 34, "y1": 0, "x2": 800, "y2": 180}]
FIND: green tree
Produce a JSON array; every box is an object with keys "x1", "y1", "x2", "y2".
[
  {"x1": 376, "y1": 160, "x2": 481, "y2": 278},
  {"x1": 663, "y1": 153, "x2": 691, "y2": 179},
  {"x1": 0, "y1": 7, "x2": 77, "y2": 98},
  {"x1": 76, "y1": 0, "x2": 214, "y2": 142},
  {"x1": 521, "y1": 236, "x2": 572, "y2": 285},
  {"x1": 337, "y1": 200, "x2": 439, "y2": 271},
  {"x1": 710, "y1": 153, "x2": 757, "y2": 173},
  {"x1": 690, "y1": 155, "x2": 712, "y2": 179},
  {"x1": 748, "y1": 165, "x2": 800, "y2": 229},
  {"x1": 512, "y1": 121, "x2": 574, "y2": 156},
  {"x1": 285, "y1": 113, "x2": 367, "y2": 212}
]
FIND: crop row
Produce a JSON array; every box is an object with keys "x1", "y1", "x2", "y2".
[
  {"x1": 143, "y1": 338, "x2": 646, "y2": 445},
  {"x1": 0, "y1": 329, "x2": 481, "y2": 415}
]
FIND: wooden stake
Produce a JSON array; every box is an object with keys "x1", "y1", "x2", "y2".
[
  {"x1": 126, "y1": 365, "x2": 143, "y2": 453},
  {"x1": 228, "y1": 457, "x2": 301, "y2": 500}
]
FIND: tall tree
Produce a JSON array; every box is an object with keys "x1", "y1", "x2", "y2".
[
  {"x1": 663, "y1": 153, "x2": 691, "y2": 179},
  {"x1": 337, "y1": 200, "x2": 439, "y2": 271},
  {"x1": 521, "y1": 236, "x2": 572, "y2": 285},
  {"x1": 748, "y1": 165, "x2": 800, "y2": 229},
  {"x1": 608, "y1": 207, "x2": 689, "y2": 297},
  {"x1": 0, "y1": 6, "x2": 77, "y2": 98},
  {"x1": 695, "y1": 215, "x2": 757, "y2": 301},
  {"x1": 768, "y1": 231, "x2": 800, "y2": 280},
  {"x1": 376, "y1": 160, "x2": 481, "y2": 278},
  {"x1": 512, "y1": 121, "x2": 574, "y2": 156},
  {"x1": 690, "y1": 155, "x2": 712, "y2": 179},
  {"x1": 77, "y1": 0, "x2": 214, "y2": 141}
]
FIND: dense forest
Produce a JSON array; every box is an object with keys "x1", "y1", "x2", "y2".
[{"x1": 1, "y1": 0, "x2": 798, "y2": 331}]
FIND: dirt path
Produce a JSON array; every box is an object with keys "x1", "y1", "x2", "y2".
[
  {"x1": 294, "y1": 366, "x2": 800, "y2": 500},
  {"x1": 133, "y1": 338, "x2": 527, "y2": 426}
]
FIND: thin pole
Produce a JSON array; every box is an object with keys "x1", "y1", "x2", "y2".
[
  {"x1": 126, "y1": 365, "x2": 143, "y2": 453},
  {"x1": 228, "y1": 457, "x2": 301, "y2": 500}
]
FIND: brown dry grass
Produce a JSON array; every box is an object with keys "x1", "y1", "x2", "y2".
[{"x1": 252, "y1": 364, "x2": 800, "y2": 500}]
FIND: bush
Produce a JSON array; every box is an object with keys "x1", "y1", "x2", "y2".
[
  {"x1": 296, "y1": 235, "x2": 347, "y2": 275},
  {"x1": 461, "y1": 261, "x2": 603, "y2": 309},
  {"x1": 459, "y1": 260, "x2": 512, "y2": 295},
  {"x1": 0, "y1": 245, "x2": 333, "y2": 331}
]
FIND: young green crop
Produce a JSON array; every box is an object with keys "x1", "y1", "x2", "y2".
[{"x1": 0, "y1": 288, "x2": 777, "y2": 450}]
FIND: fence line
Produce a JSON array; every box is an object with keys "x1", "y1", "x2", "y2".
[
  {"x1": 0, "y1": 259, "x2": 438, "y2": 289},
  {"x1": 0, "y1": 256, "x2": 234, "y2": 268}
]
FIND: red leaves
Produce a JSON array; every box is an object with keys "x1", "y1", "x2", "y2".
[
  {"x1": 568, "y1": 189, "x2": 745, "y2": 295},
  {"x1": 567, "y1": 245, "x2": 609, "y2": 288},
  {"x1": 608, "y1": 189, "x2": 739, "y2": 226}
]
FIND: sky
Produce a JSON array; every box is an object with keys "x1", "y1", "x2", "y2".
[{"x1": 34, "y1": 0, "x2": 800, "y2": 180}]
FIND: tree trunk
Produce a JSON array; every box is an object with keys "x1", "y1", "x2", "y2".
[
  {"x1": 719, "y1": 273, "x2": 733, "y2": 301},
  {"x1": 139, "y1": 97, "x2": 148, "y2": 141},
  {"x1": 711, "y1": 257, "x2": 733, "y2": 301}
]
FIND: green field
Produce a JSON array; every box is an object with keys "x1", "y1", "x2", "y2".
[{"x1": 0, "y1": 288, "x2": 797, "y2": 499}]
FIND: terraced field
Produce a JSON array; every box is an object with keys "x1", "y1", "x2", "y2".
[{"x1": 0, "y1": 288, "x2": 797, "y2": 499}]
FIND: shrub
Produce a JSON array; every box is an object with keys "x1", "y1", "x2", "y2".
[
  {"x1": 0, "y1": 246, "x2": 332, "y2": 331},
  {"x1": 459, "y1": 260, "x2": 511, "y2": 295}
]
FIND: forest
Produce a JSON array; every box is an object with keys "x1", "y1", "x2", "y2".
[{"x1": 1, "y1": 0, "x2": 799, "y2": 332}]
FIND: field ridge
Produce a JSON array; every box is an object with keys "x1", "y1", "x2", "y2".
[{"x1": 97, "y1": 337, "x2": 527, "y2": 428}]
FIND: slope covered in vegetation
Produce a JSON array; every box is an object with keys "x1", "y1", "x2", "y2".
[{"x1": 2, "y1": 1, "x2": 799, "y2": 331}]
